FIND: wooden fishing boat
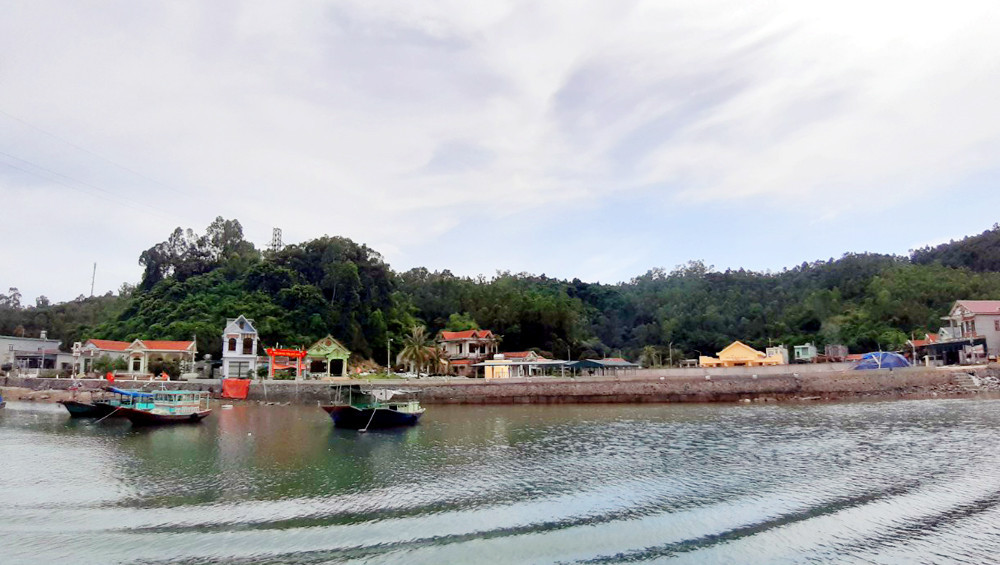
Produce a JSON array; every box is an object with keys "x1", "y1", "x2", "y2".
[
  {"x1": 118, "y1": 390, "x2": 212, "y2": 426},
  {"x1": 320, "y1": 385, "x2": 424, "y2": 430},
  {"x1": 60, "y1": 387, "x2": 150, "y2": 419},
  {"x1": 59, "y1": 400, "x2": 116, "y2": 418}
]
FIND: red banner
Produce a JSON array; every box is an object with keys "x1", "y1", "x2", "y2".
[
  {"x1": 265, "y1": 348, "x2": 307, "y2": 358},
  {"x1": 221, "y1": 378, "x2": 250, "y2": 399}
]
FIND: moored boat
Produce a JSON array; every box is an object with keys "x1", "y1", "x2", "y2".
[
  {"x1": 61, "y1": 387, "x2": 152, "y2": 419},
  {"x1": 59, "y1": 400, "x2": 117, "y2": 418},
  {"x1": 118, "y1": 390, "x2": 212, "y2": 426},
  {"x1": 320, "y1": 385, "x2": 424, "y2": 430}
]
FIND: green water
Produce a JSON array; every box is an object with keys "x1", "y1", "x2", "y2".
[{"x1": 3, "y1": 398, "x2": 1000, "y2": 563}]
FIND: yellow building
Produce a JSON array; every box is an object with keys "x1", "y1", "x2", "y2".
[{"x1": 699, "y1": 341, "x2": 785, "y2": 367}]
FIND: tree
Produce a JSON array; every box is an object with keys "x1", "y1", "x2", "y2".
[
  {"x1": 444, "y1": 312, "x2": 479, "y2": 331},
  {"x1": 640, "y1": 345, "x2": 658, "y2": 368},
  {"x1": 426, "y1": 345, "x2": 449, "y2": 375},
  {"x1": 397, "y1": 325, "x2": 432, "y2": 374}
]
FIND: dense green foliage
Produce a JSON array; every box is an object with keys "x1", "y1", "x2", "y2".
[
  {"x1": 4, "y1": 218, "x2": 1000, "y2": 364},
  {"x1": 912, "y1": 224, "x2": 1000, "y2": 272}
]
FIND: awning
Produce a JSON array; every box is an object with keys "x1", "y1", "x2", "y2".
[{"x1": 109, "y1": 387, "x2": 154, "y2": 398}]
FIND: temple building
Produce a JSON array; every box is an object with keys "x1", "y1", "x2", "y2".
[
  {"x1": 699, "y1": 341, "x2": 785, "y2": 367},
  {"x1": 306, "y1": 335, "x2": 351, "y2": 378},
  {"x1": 222, "y1": 315, "x2": 259, "y2": 379}
]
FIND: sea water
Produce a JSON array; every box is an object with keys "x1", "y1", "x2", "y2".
[{"x1": 2, "y1": 398, "x2": 999, "y2": 564}]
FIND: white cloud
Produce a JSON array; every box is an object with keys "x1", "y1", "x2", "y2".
[{"x1": 1, "y1": 1, "x2": 999, "y2": 301}]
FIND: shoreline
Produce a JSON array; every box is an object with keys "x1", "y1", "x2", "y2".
[{"x1": 4, "y1": 365, "x2": 999, "y2": 406}]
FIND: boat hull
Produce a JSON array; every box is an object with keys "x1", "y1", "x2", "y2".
[
  {"x1": 119, "y1": 407, "x2": 212, "y2": 426},
  {"x1": 320, "y1": 405, "x2": 422, "y2": 429},
  {"x1": 59, "y1": 400, "x2": 119, "y2": 418}
]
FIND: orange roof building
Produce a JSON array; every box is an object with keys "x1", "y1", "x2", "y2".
[
  {"x1": 438, "y1": 329, "x2": 498, "y2": 376},
  {"x1": 699, "y1": 341, "x2": 785, "y2": 368}
]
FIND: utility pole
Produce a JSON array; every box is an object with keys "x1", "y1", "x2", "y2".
[
  {"x1": 90, "y1": 263, "x2": 96, "y2": 297},
  {"x1": 387, "y1": 337, "x2": 392, "y2": 376}
]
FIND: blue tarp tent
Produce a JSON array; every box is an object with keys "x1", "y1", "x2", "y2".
[{"x1": 853, "y1": 352, "x2": 910, "y2": 370}]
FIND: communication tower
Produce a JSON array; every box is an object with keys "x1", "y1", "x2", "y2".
[{"x1": 270, "y1": 228, "x2": 283, "y2": 253}]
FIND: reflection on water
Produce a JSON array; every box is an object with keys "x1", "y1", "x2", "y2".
[{"x1": 3, "y1": 399, "x2": 1000, "y2": 563}]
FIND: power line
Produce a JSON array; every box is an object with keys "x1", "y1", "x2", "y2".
[
  {"x1": 0, "y1": 108, "x2": 295, "y2": 242},
  {"x1": 0, "y1": 152, "x2": 177, "y2": 222},
  {"x1": 0, "y1": 108, "x2": 189, "y2": 198}
]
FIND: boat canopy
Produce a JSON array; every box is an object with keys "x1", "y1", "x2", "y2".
[{"x1": 110, "y1": 387, "x2": 154, "y2": 398}]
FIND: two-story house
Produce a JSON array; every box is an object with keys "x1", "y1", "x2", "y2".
[
  {"x1": 943, "y1": 300, "x2": 1000, "y2": 359},
  {"x1": 438, "y1": 329, "x2": 498, "y2": 376}
]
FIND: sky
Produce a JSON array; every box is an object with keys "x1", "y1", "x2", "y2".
[{"x1": 2, "y1": 0, "x2": 1000, "y2": 304}]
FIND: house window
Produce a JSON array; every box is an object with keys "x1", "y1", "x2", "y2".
[
  {"x1": 995, "y1": 320, "x2": 1000, "y2": 332},
  {"x1": 457, "y1": 343, "x2": 463, "y2": 354},
  {"x1": 243, "y1": 337, "x2": 253, "y2": 355},
  {"x1": 228, "y1": 338, "x2": 237, "y2": 351}
]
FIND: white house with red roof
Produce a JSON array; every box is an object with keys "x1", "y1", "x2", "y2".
[
  {"x1": 124, "y1": 339, "x2": 197, "y2": 375},
  {"x1": 79, "y1": 339, "x2": 131, "y2": 372},
  {"x1": 942, "y1": 300, "x2": 1000, "y2": 360},
  {"x1": 78, "y1": 338, "x2": 197, "y2": 375},
  {"x1": 438, "y1": 329, "x2": 498, "y2": 376}
]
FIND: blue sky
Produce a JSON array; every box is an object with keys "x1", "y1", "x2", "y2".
[{"x1": 2, "y1": 1, "x2": 1000, "y2": 303}]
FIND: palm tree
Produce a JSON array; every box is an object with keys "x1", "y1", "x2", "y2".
[
  {"x1": 397, "y1": 325, "x2": 432, "y2": 374},
  {"x1": 426, "y1": 345, "x2": 449, "y2": 376},
  {"x1": 641, "y1": 345, "x2": 658, "y2": 368}
]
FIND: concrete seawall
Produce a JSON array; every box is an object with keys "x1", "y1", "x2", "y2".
[{"x1": 4, "y1": 365, "x2": 997, "y2": 405}]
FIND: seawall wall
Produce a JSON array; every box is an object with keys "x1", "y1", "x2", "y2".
[{"x1": 4, "y1": 365, "x2": 996, "y2": 405}]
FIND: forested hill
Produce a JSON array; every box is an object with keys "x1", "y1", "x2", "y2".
[
  {"x1": 911, "y1": 224, "x2": 1000, "y2": 272},
  {"x1": 3, "y1": 219, "x2": 1000, "y2": 364}
]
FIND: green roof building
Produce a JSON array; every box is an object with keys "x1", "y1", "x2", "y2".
[{"x1": 306, "y1": 335, "x2": 351, "y2": 378}]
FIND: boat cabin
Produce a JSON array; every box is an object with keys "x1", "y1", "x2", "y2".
[{"x1": 148, "y1": 390, "x2": 210, "y2": 415}]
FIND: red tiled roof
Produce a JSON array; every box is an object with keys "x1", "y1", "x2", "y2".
[
  {"x1": 440, "y1": 329, "x2": 494, "y2": 340},
  {"x1": 956, "y1": 300, "x2": 1000, "y2": 315},
  {"x1": 909, "y1": 333, "x2": 940, "y2": 348},
  {"x1": 137, "y1": 340, "x2": 195, "y2": 351},
  {"x1": 606, "y1": 357, "x2": 628, "y2": 363},
  {"x1": 449, "y1": 359, "x2": 471, "y2": 365},
  {"x1": 86, "y1": 339, "x2": 130, "y2": 351},
  {"x1": 503, "y1": 351, "x2": 532, "y2": 358}
]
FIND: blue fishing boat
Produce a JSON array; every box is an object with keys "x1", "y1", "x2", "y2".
[
  {"x1": 320, "y1": 385, "x2": 424, "y2": 430},
  {"x1": 60, "y1": 387, "x2": 151, "y2": 419},
  {"x1": 117, "y1": 390, "x2": 211, "y2": 426}
]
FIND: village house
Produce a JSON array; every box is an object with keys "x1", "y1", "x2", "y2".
[
  {"x1": 793, "y1": 343, "x2": 818, "y2": 363},
  {"x1": 438, "y1": 329, "x2": 498, "y2": 376},
  {"x1": 221, "y1": 315, "x2": 259, "y2": 379},
  {"x1": 907, "y1": 300, "x2": 999, "y2": 365},
  {"x1": 943, "y1": 300, "x2": 1000, "y2": 359},
  {"x1": 123, "y1": 339, "x2": 197, "y2": 375},
  {"x1": 78, "y1": 339, "x2": 131, "y2": 373},
  {"x1": 699, "y1": 341, "x2": 785, "y2": 367},
  {"x1": 476, "y1": 351, "x2": 553, "y2": 378},
  {"x1": 0, "y1": 331, "x2": 72, "y2": 371}
]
